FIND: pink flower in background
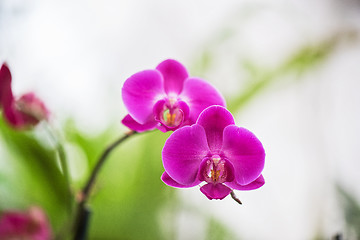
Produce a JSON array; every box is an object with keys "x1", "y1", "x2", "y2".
[
  {"x1": 161, "y1": 105, "x2": 265, "y2": 200},
  {"x1": 121, "y1": 59, "x2": 225, "y2": 132},
  {"x1": 0, "y1": 63, "x2": 49, "y2": 129},
  {"x1": 0, "y1": 206, "x2": 52, "y2": 240}
]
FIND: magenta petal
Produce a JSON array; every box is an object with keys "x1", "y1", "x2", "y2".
[
  {"x1": 180, "y1": 77, "x2": 226, "y2": 124},
  {"x1": 122, "y1": 69, "x2": 165, "y2": 124},
  {"x1": 153, "y1": 99, "x2": 166, "y2": 122},
  {"x1": 161, "y1": 172, "x2": 200, "y2": 188},
  {"x1": 222, "y1": 125, "x2": 265, "y2": 185},
  {"x1": 2, "y1": 96, "x2": 25, "y2": 128},
  {"x1": 121, "y1": 114, "x2": 157, "y2": 132},
  {"x1": 200, "y1": 183, "x2": 232, "y2": 200},
  {"x1": 4, "y1": 93, "x2": 49, "y2": 129},
  {"x1": 0, "y1": 63, "x2": 18, "y2": 125},
  {"x1": 0, "y1": 206, "x2": 52, "y2": 240},
  {"x1": 16, "y1": 93, "x2": 49, "y2": 121},
  {"x1": 0, "y1": 63, "x2": 13, "y2": 107},
  {"x1": 162, "y1": 124, "x2": 210, "y2": 185},
  {"x1": 177, "y1": 100, "x2": 190, "y2": 122},
  {"x1": 156, "y1": 124, "x2": 170, "y2": 133},
  {"x1": 3, "y1": 101, "x2": 23, "y2": 127},
  {"x1": 226, "y1": 174, "x2": 265, "y2": 191},
  {"x1": 196, "y1": 105, "x2": 235, "y2": 152},
  {"x1": 156, "y1": 59, "x2": 188, "y2": 95}
]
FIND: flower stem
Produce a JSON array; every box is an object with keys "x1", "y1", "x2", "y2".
[
  {"x1": 72, "y1": 130, "x2": 137, "y2": 240},
  {"x1": 230, "y1": 191, "x2": 242, "y2": 205},
  {"x1": 82, "y1": 130, "x2": 137, "y2": 200}
]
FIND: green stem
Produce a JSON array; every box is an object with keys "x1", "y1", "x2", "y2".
[
  {"x1": 73, "y1": 130, "x2": 138, "y2": 240},
  {"x1": 82, "y1": 130, "x2": 137, "y2": 200}
]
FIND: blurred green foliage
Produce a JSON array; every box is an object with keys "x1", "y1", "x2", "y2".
[
  {"x1": 0, "y1": 116, "x2": 70, "y2": 232},
  {"x1": 337, "y1": 185, "x2": 360, "y2": 239},
  {"x1": 205, "y1": 218, "x2": 237, "y2": 240},
  {"x1": 191, "y1": 28, "x2": 355, "y2": 114}
]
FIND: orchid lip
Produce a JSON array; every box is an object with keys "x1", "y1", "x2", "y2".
[
  {"x1": 154, "y1": 97, "x2": 190, "y2": 130},
  {"x1": 161, "y1": 108, "x2": 183, "y2": 127}
]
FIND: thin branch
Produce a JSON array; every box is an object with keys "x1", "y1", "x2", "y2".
[
  {"x1": 73, "y1": 130, "x2": 137, "y2": 240},
  {"x1": 81, "y1": 130, "x2": 136, "y2": 199}
]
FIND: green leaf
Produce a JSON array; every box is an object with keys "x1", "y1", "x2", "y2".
[
  {"x1": 0, "y1": 117, "x2": 71, "y2": 231},
  {"x1": 336, "y1": 184, "x2": 360, "y2": 238}
]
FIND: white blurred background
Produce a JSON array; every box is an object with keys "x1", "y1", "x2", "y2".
[{"x1": 1, "y1": 0, "x2": 360, "y2": 239}]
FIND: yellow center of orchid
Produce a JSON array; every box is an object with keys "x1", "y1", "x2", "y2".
[
  {"x1": 210, "y1": 169, "x2": 221, "y2": 182},
  {"x1": 163, "y1": 109, "x2": 177, "y2": 126}
]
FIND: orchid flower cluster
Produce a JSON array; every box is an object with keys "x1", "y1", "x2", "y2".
[
  {"x1": 0, "y1": 59, "x2": 265, "y2": 239},
  {"x1": 122, "y1": 59, "x2": 265, "y2": 199}
]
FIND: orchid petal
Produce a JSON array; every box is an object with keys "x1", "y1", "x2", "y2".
[
  {"x1": 121, "y1": 114, "x2": 157, "y2": 132},
  {"x1": 122, "y1": 70, "x2": 164, "y2": 124},
  {"x1": 162, "y1": 124, "x2": 210, "y2": 185},
  {"x1": 0, "y1": 206, "x2": 52, "y2": 240},
  {"x1": 16, "y1": 93, "x2": 49, "y2": 121},
  {"x1": 156, "y1": 59, "x2": 188, "y2": 95},
  {"x1": 196, "y1": 105, "x2": 234, "y2": 152},
  {"x1": 226, "y1": 174, "x2": 265, "y2": 191},
  {"x1": 153, "y1": 99, "x2": 166, "y2": 122},
  {"x1": 222, "y1": 125, "x2": 265, "y2": 185},
  {"x1": 161, "y1": 172, "x2": 200, "y2": 188},
  {"x1": 3, "y1": 102, "x2": 24, "y2": 128},
  {"x1": 180, "y1": 77, "x2": 226, "y2": 124},
  {"x1": 0, "y1": 64, "x2": 24, "y2": 127},
  {"x1": 0, "y1": 63, "x2": 13, "y2": 107},
  {"x1": 156, "y1": 124, "x2": 170, "y2": 133},
  {"x1": 200, "y1": 183, "x2": 232, "y2": 200},
  {"x1": 178, "y1": 100, "x2": 190, "y2": 122}
]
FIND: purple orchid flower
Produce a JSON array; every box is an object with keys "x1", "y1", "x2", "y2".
[
  {"x1": 0, "y1": 206, "x2": 52, "y2": 240},
  {"x1": 161, "y1": 105, "x2": 265, "y2": 200},
  {"x1": 0, "y1": 63, "x2": 49, "y2": 129},
  {"x1": 121, "y1": 59, "x2": 225, "y2": 132}
]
